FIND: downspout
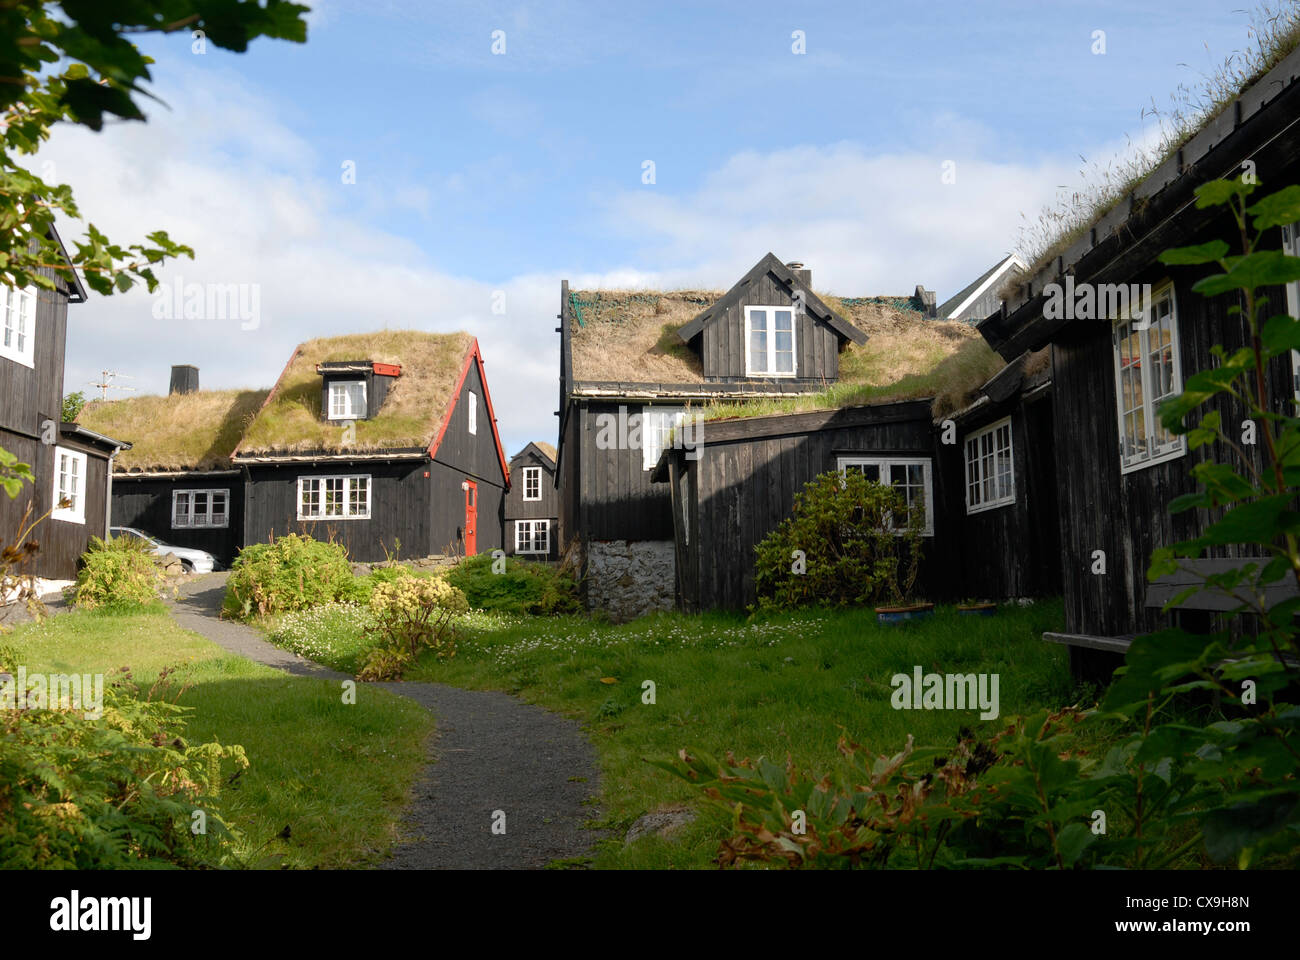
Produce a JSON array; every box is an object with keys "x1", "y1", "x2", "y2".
[{"x1": 104, "y1": 445, "x2": 120, "y2": 539}]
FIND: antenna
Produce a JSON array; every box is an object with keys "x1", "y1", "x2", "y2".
[{"x1": 88, "y1": 370, "x2": 135, "y2": 401}]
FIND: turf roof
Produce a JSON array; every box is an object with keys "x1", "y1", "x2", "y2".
[
  {"x1": 235, "y1": 330, "x2": 475, "y2": 456},
  {"x1": 77, "y1": 389, "x2": 269, "y2": 472}
]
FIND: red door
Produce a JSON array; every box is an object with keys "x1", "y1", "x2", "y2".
[{"x1": 464, "y1": 480, "x2": 477, "y2": 556}]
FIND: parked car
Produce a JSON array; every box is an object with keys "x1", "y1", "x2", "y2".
[{"x1": 109, "y1": 527, "x2": 218, "y2": 573}]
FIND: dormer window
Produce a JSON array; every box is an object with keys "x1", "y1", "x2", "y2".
[
  {"x1": 744, "y1": 305, "x2": 796, "y2": 377},
  {"x1": 328, "y1": 380, "x2": 366, "y2": 420}
]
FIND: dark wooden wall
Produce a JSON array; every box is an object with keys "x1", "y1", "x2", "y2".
[
  {"x1": 111, "y1": 474, "x2": 244, "y2": 567},
  {"x1": 0, "y1": 431, "x2": 110, "y2": 579},
  {"x1": 0, "y1": 267, "x2": 68, "y2": 439},
  {"x1": 700, "y1": 269, "x2": 840, "y2": 383},
  {"x1": 936, "y1": 392, "x2": 1062, "y2": 600},
  {"x1": 504, "y1": 448, "x2": 558, "y2": 559},
  {"x1": 243, "y1": 460, "x2": 432, "y2": 562},
  {"x1": 575, "y1": 401, "x2": 676, "y2": 542},
  {"x1": 1051, "y1": 262, "x2": 1290, "y2": 637},
  {"x1": 675, "y1": 402, "x2": 955, "y2": 611}
]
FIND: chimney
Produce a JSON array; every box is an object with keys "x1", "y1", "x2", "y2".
[
  {"x1": 915, "y1": 285, "x2": 937, "y2": 319},
  {"x1": 169, "y1": 364, "x2": 199, "y2": 396},
  {"x1": 786, "y1": 260, "x2": 811, "y2": 287}
]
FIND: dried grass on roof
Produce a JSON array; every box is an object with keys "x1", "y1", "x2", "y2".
[
  {"x1": 569, "y1": 290, "x2": 716, "y2": 383},
  {"x1": 237, "y1": 330, "x2": 474, "y2": 455},
  {"x1": 78, "y1": 389, "x2": 269, "y2": 472},
  {"x1": 532, "y1": 441, "x2": 557, "y2": 462}
]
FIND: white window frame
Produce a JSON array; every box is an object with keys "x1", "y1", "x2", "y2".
[
  {"x1": 515, "y1": 519, "x2": 550, "y2": 555},
  {"x1": 964, "y1": 417, "x2": 1016, "y2": 514},
  {"x1": 52, "y1": 446, "x2": 88, "y2": 524},
  {"x1": 642, "y1": 406, "x2": 687, "y2": 471},
  {"x1": 327, "y1": 380, "x2": 367, "y2": 421},
  {"x1": 1282, "y1": 222, "x2": 1300, "y2": 405},
  {"x1": 522, "y1": 466, "x2": 542, "y2": 501},
  {"x1": 1112, "y1": 281, "x2": 1186, "y2": 474},
  {"x1": 836, "y1": 456, "x2": 934, "y2": 537},
  {"x1": 743, "y1": 305, "x2": 798, "y2": 378},
  {"x1": 172, "y1": 489, "x2": 230, "y2": 529},
  {"x1": 297, "y1": 475, "x2": 372, "y2": 520},
  {"x1": 468, "y1": 391, "x2": 478, "y2": 435},
  {"x1": 0, "y1": 285, "x2": 37, "y2": 368}
]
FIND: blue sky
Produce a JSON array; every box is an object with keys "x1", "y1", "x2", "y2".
[{"x1": 48, "y1": 0, "x2": 1274, "y2": 455}]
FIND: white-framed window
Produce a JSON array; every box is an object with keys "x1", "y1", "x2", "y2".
[
  {"x1": 965, "y1": 417, "x2": 1015, "y2": 514},
  {"x1": 836, "y1": 456, "x2": 934, "y2": 536},
  {"x1": 328, "y1": 380, "x2": 366, "y2": 420},
  {"x1": 1113, "y1": 282, "x2": 1185, "y2": 473},
  {"x1": 744, "y1": 305, "x2": 797, "y2": 377},
  {"x1": 468, "y1": 391, "x2": 478, "y2": 434},
  {"x1": 172, "y1": 489, "x2": 230, "y2": 529},
  {"x1": 52, "y1": 447, "x2": 87, "y2": 524},
  {"x1": 642, "y1": 406, "x2": 687, "y2": 471},
  {"x1": 0, "y1": 285, "x2": 37, "y2": 367},
  {"x1": 1282, "y1": 222, "x2": 1300, "y2": 404},
  {"x1": 297, "y1": 475, "x2": 371, "y2": 520},
  {"x1": 515, "y1": 519, "x2": 550, "y2": 554},
  {"x1": 522, "y1": 466, "x2": 542, "y2": 501}
]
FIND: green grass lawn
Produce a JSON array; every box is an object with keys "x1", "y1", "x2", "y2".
[
  {"x1": 4, "y1": 607, "x2": 432, "y2": 868},
  {"x1": 403, "y1": 600, "x2": 1075, "y2": 869}
]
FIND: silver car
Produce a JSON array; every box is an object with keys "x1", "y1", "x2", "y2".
[{"x1": 109, "y1": 527, "x2": 218, "y2": 574}]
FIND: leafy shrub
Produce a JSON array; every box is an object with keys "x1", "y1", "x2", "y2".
[
  {"x1": 71, "y1": 536, "x2": 165, "y2": 611},
  {"x1": 444, "y1": 553, "x2": 581, "y2": 615},
  {"x1": 0, "y1": 653, "x2": 248, "y2": 868},
  {"x1": 268, "y1": 602, "x2": 376, "y2": 674},
  {"x1": 224, "y1": 534, "x2": 355, "y2": 619},
  {"x1": 357, "y1": 573, "x2": 469, "y2": 681},
  {"x1": 753, "y1": 469, "x2": 923, "y2": 612}
]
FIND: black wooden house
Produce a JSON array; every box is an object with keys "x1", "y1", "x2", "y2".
[
  {"x1": 0, "y1": 229, "x2": 131, "y2": 580},
  {"x1": 504, "y1": 442, "x2": 558, "y2": 560},
  {"x1": 556, "y1": 253, "x2": 882, "y2": 617},
  {"x1": 978, "y1": 43, "x2": 1300, "y2": 669},
  {"x1": 232, "y1": 331, "x2": 509, "y2": 562}
]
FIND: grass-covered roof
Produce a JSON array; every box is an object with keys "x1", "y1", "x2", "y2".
[
  {"x1": 78, "y1": 389, "x2": 269, "y2": 472},
  {"x1": 235, "y1": 330, "x2": 475, "y2": 456},
  {"x1": 567, "y1": 287, "x2": 1000, "y2": 419}
]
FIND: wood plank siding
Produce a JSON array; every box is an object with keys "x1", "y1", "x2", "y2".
[{"x1": 111, "y1": 474, "x2": 244, "y2": 567}]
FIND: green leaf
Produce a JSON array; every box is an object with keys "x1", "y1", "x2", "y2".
[
  {"x1": 1056, "y1": 822, "x2": 1096, "y2": 867},
  {"x1": 1193, "y1": 250, "x2": 1300, "y2": 297},
  {"x1": 1159, "y1": 239, "x2": 1229, "y2": 265},
  {"x1": 1194, "y1": 179, "x2": 1249, "y2": 208},
  {"x1": 1247, "y1": 184, "x2": 1300, "y2": 230}
]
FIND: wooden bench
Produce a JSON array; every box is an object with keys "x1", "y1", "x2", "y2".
[{"x1": 1046, "y1": 558, "x2": 1300, "y2": 682}]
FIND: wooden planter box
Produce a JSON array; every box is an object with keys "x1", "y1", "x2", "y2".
[
  {"x1": 957, "y1": 602, "x2": 998, "y2": 617},
  {"x1": 875, "y1": 602, "x2": 935, "y2": 624}
]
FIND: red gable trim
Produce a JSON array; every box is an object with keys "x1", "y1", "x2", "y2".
[
  {"x1": 428, "y1": 338, "x2": 511, "y2": 489},
  {"x1": 373, "y1": 362, "x2": 402, "y2": 377}
]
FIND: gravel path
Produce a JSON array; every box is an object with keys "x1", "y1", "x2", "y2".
[{"x1": 169, "y1": 575, "x2": 602, "y2": 869}]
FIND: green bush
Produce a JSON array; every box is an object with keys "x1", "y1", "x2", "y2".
[
  {"x1": 444, "y1": 553, "x2": 580, "y2": 615},
  {"x1": 753, "y1": 469, "x2": 923, "y2": 612},
  {"x1": 224, "y1": 534, "x2": 355, "y2": 619},
  {"x1": 357, "y1": 573, "x2": 469, "y2": 681},
  {"x1": 0, "y1": 648, "x2": 247, "y2": 868},
  {"x1": 71, "y1": 536, "x2": 165, "y2": 611}
]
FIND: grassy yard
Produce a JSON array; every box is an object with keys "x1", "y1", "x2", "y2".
[
  {"x1": 4, "y1": 607, "x2": 432, "y2": 868},
  {"x1": 398, "y1": 600, "x2": 1074, "y2": 869}
]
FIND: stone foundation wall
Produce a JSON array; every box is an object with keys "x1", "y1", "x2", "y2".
[{"x1": 584, "y1": 539, "x2": 675, "y2": 621}]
